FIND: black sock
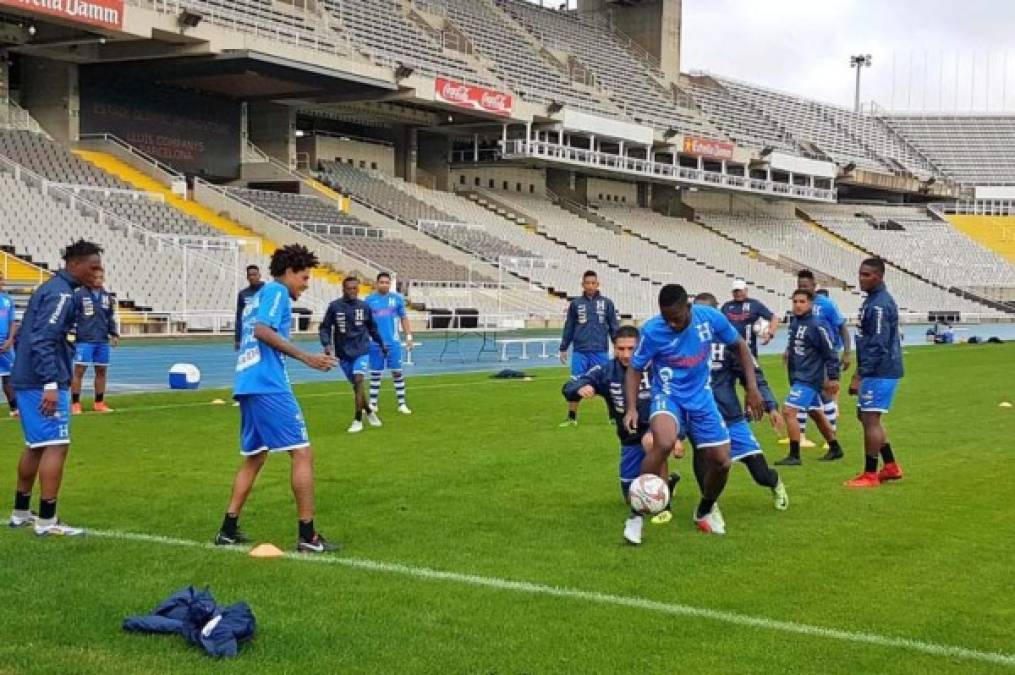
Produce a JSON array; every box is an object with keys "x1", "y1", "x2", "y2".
[
  {"x1": 789, "y1": 440, "x2": 801, "y2": 459},
  {"x1": 39, "y1": 498, "x2": 56, "y2": 521},
  {"x1": 95, "y1": 393, "x2": 104, "y2": 403},
  {"x1": 567, "y1": 410, "x2": 577, "y2": 421},
  {"x1": 696, "y1": 498, "x2": 715, "y2": 519},
  {"x1": 72, "y1": 392, "x2": 80, "y2": 404},
  {"x1": 221, "y1": 513, "x2": 238, "y2": 536},
  {"x1": 299, "y1": 519, "x2": 315, "y2": 541},
  {"x1": 8, "y1": 398, "x2": 16, "y2": 412},
  {"x1": 880, "y1": 443, "x2": 895, "y2": 464},
  {"x1": 864, "y1": 454, "x2": 878, "y2": 473},
  {"x1": 14, "y1": 491, "x2": 30, "y2": 511},
  {"x1": 828, "y1": 439, "x2": 842, "y2": 454},
  {"x1": 744, "y1": 455, "x2": 779, "y2": 489},
  {"x1": 355, "y1": 409, "x2": 363, "y2": 421}
]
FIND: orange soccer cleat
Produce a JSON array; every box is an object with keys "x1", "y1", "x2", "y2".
[
  {"x1": 877, "y1": 462, "x2": 903, "y2": 482},
  {"x1": 844, "y1": 472, "x2": 881, "y2": 488},
  {"x1": 93, "y1": 402, "x2": 114, "y2": 413},
  {"x1": 71, "y1": 402, "x2": 82, "y2": 416}
]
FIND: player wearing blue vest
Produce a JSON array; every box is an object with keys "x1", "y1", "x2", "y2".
[
  {"x1": 562, "y1": 325, "x2": 681, "y2": 545},
  {"x1": 320, "y1": 277, "x2": 386, "y2": 434},
  {"x1": 624, "y1": 284, "x2": 765, "y2": 535},
  {"x1": 0, "y1": 272, "x2": 18, "y2": 418},
  {"x1": 366, "y1": 272, "x2": 413, "y2": 416},
  {"x1": 777, "y1": 289, "x2": 844, "y2": 466},
  {"x1": 216, "y1": 244, "x2": 339, "y2": 554},
  {"x1": 70, "y1": 269, "x2": 118, "y2": 415},
  {"x1": 9, "y1": 240, "x2": 102, "y2": 536},
  {"x1": 721, "y1": 278, "x2": 780, "y2": 357},
  {"x1": 846, "y1": 258, "x2": 904, "y2": 488},
  {"x1": 558, "y1": 270, "x2": 619, "y2": 427},
  {"x1": 790, "y1": 270, "x2": 853, "y2": 450},
  {"x1": 693, "y1": 293, "x2": 788, "y2": 511}
]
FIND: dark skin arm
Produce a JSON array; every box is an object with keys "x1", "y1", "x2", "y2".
[{"x1": 733, "y1": 337, "x2": 765, "y2": 420}]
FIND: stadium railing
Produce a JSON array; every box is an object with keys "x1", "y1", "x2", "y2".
[
  {"x1": 77, "y1": 133, "x2": 188, "y2": 196},
  {"x1": 0, "y1": 97, "x2": 48, "y2": 137},
  {"x1": 929, "y1": 200, "x2": 1015, "y2": 217}
]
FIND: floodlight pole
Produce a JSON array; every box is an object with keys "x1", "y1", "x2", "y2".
[{"x1": 851, "y1": 54, "x2": 872, "y2": 113}]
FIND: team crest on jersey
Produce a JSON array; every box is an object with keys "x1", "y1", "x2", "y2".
[
  {"x1": 709, "y1": 342, "x2": 726, "y2": 370},
  {"x1": 696, "y1": 322, "x2": 713, "y2": 343},
  {"x1": 354, "y1": 308, "x2": 365, "y2": 326},
  {"x1": 577, "y1": 304, "x2": 587, "y2": 324}
]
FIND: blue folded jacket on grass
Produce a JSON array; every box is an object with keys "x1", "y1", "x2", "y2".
[{"x1": 123, "y1": 586, "x2": 255, "y2": 658}]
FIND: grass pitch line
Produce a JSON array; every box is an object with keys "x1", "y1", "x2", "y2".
[{"x1": 89, "y1": 528, "x2": 1015, "y2": 668}]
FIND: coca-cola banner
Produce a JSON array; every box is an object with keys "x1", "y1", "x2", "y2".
[
  {"x1": 682, "y1": 136, "x2": 735, "y2": 161},
  {"x1": 435, "y1": 77, "x2": 514, "y2": 117},
  {"x1": 0, "y1": 0, "x2": 124, "y2": 30}
]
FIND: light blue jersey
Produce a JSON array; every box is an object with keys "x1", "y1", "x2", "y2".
[
  {"x1": 632, "y1": 305, "x2": 740, "y2": 409},
  {"x1": 0, "y1": 292, "x2": 14, "y2": 342},
  {"x1": 234, "y1": 281, "x2": 293, "y2": 397},
  {"x1": 813, "y1": 293, "x2": 846, "y2": 350},
  {"x1": 365, "y1": 291, "x2": 406, "y2": 346}
]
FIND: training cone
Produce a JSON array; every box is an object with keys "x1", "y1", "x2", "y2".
[
  {"x1": 211, "y1": 399, "x2": 226, "y2": 405},
  {"x1": 1000, "y1": 401, "x2": 1013, "y2": 408},
  {"x1": 248, "y1": 543, "x2": 285, "y2": 559}
]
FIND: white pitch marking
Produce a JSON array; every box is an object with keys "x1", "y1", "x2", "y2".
[{"x1": 86, "y1": 529, "x2": 1015, "y2": 669}]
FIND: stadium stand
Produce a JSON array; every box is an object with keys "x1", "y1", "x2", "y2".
[
  {"x1": 879, "y1": 115, "x2": 1015, "y2": 186},
  {"x1": 943, "y1": 213, "x2": 1015, "y2": 263},
  {"x1": 226, "y1": 187, "x2": 368, "y2": 231}
]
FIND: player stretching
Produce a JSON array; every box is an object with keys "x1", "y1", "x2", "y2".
[
  {"x1": 846, "y1": 258, "x2": 904, "y2": 487},
  {"x1": 788, "y1": 270, "x2": 851, "y2": 454},
  {"x1": 558, "y1": 270, "x2": 619, "y2": 427},
  {"x1": 9, "y1": 240, "x2": 103, "y2": 535},
  {"x1": 0, "y1": 273, "x2": 18, "y2": 418},
  {"x1": 777, "y1": 289, "x2": 844, "y2": 466},
  {"x1": 70, "y1": 269, "x2": 118, "y2": 414},
  {"x1": 625, "y1": 284, "x2": 764, "y2": 535},
  {"x1": 320, "y1": 277, "x2": 385, "y2": 433},
  {"x1": 366, "y1": 272, "x2": 413, "y2": 415},
  {"x1": 693, "y1": 293, "x2": 788, "y2": 510},
  {"x1": 562, "y1": 326, "x2": 680, "y2": 545},
  {"x1": 216, "y1": 244, "x2": 339, "y2": 553}
]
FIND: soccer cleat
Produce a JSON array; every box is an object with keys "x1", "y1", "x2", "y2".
[
  {"x1": 877, "y1": 462, "x2": 903, "y2": 482},
  {"x1": 214, "y1": 530, "x2": 251, "y2": 547},
  {"x1": 819, "y1": 447, "x2": 844, "y2": 462},
  {"x1": 8, "y1": 511, "x2": 37, "y2": 528},
  {"x1": 694, "y1": 505, "x2": 726, "y2": 535},
  {"x1": 297, "y1": 533, "x2": 339, "y2": 554},
  {"x1": 9, "y1": 409, "x2": 18, "y2": 419},
  {"x1": 774, "y1": 455, "x2": 801, "y2": 466},
  {"x1": 650, "y1": 509, "x2": 672, "y2": 526},
  {"x1": 623, "y1": 515, "x2": 643, "y2": 545},
  {"x1": 71, "y1": 402, "x2": 82, "y2": 415},
  {"x1": 347, "y1": 420, "x2": 364, "y2": 434},
  {"x1": 93, "y1": 402, "x2": 114, "y2": 413},
  {"x1": 772, "y1": 480, "x2": 789, "y2": 511},
  {"x1": 34, "y1": 520, "x2": 85, "y2": 537},
  {"x1": 558, "y1": 419, "x2": 578, "y2": 428},
  {"x1": 778, "y1": 436, "x2": 816, "y2": 448},
  {"x1": 366, "y1": 411, "x2": 382, "y2": 427},
  {"x1": 397, "y1": 404, "x2": 412, "y2": 415},
  {"x1": 844, "y1": 472, "x2": 881, "y2": 488}
]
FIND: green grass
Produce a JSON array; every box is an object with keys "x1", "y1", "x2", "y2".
[{"x1": 1, "y1": 344, "x2": 1013, "y2": 674}]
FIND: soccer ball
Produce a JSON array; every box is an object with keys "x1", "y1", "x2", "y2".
[
  {"x1": 753, "y1": 318, "x2": 770, "y2": 336},
  {"x1": 628, "y1": 474, "x2": 670, "y2": 515}
]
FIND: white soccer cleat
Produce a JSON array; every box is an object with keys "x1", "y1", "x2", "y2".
[
  {"x1": 8, "y1": 511, "x2": 36, "y2": 528},
  {"x1": 34, "y1": 520, "x2": 85, "y2": 537},
  {"x1": 772, "y1": 480, "x2": 789, "y2": 511},
  {"x1": 397, "y1": 404, "x2": 412, "y2": 415},
  {"x1": 694, "y1": 505, "x2": 726, "y2": 535},
  {"x1": 366, "y1": 411, "x2": 382, "y2": 427},
  {"x1": 347, "y1": 420, "x2": 364, "y2": 434},
  {"x1": 623, "y1": 515, "x2": 643, "y2": 545}
]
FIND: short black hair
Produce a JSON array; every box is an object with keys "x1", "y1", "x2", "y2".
[
  {"x1": 343, "y1": 276, "x2": 359, "y2": 286},
  {"x1": 797, "y1": 269, "x2": 815, "y2": 281},
  {"x1": 269, "y1": 244, "x2": 319, "y2": 277},
  {"x1": 62, "y1": 239, "x2": 103, "y2": 262},
  {"x1": 246, "y1": 264, "x2": 260, "y2": 273},
  {"x1": 793, "y1": 288, "x2": 814, "y2": 300},
  {"x1": 614, "y1": 325, "x2": 639, "y2": 341},
  {"x1": 816, "y1": 288, "x2": 829, "y2": 297},
  {"x1": 693, "y1": 292, "x2": 718, "y2": 307},
  {"x1": 582, "y1": 270, "x2": 597, "y2": 280},
  {"x1": 861, "y1": 258, "x2": 886, "y2": 275},
  {"x1": 376, "y1": 272, "x2": 391, "y2": 281},
  {"x1": 658, "y1": 284, "x2": 688, "y2": 309}
]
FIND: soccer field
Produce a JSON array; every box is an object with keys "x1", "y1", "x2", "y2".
[{"x1": 0, "y1": 343, "x2": 1013, "y2": 674}]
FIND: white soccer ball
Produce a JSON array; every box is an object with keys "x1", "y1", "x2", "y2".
[
  {"x1": 628, "y1": 474, "x2": 670, "y2": 515},
  {"x1": 753, "y1": 318, "x2": 770, "y2": 336}
]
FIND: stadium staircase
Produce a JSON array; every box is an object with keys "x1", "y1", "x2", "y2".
[
  {"x1": 943, "y1": 215, "x2": 1015, "y2": 264},
  {"x1": 72, "y1": 150, "x2": 345, "y2": 287},
  {"x1": 1, "y1": 249, "x2": 49, "y2": 284}
]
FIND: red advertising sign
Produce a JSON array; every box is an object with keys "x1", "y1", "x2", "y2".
[
  {"x1": 0, "y1": 0, "x2": 124, "y2": 31},
  {"x1": 435, "y1": 77, "x2": 514, "y2": 117},
  {"x1": 682, "y1": 136, "x2": 735, "y2": 161}
]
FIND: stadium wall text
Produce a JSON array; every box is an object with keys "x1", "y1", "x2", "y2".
[{"x1": 0, "y1": 0, "x2": 123, "y2": 30}]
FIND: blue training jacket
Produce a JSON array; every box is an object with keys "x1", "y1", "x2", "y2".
[
  {"x1": 708, "y1": 341, "x2": 779, "y2": 424},
  {"x1": 559, "y1": 292, "x2": 619, "y2": 354},
  {"x1": 319, "y1": 296, "x2": 385, "y2": 361},
  {"x1": 855, "y1": 283, "x2": 904, "y2": 379},
  {"x1": 72, "y1": 286, "x2": 118, "y2": 343},
  {"x1": 562, "y1": 357, "x2": 650, "y2": 446},
  {"x1": 786, "y1": 311, "x2": 840, "y2": 391},
  {"x1": 11, "y1": 270, "x2": 80, "y2": 390}
]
